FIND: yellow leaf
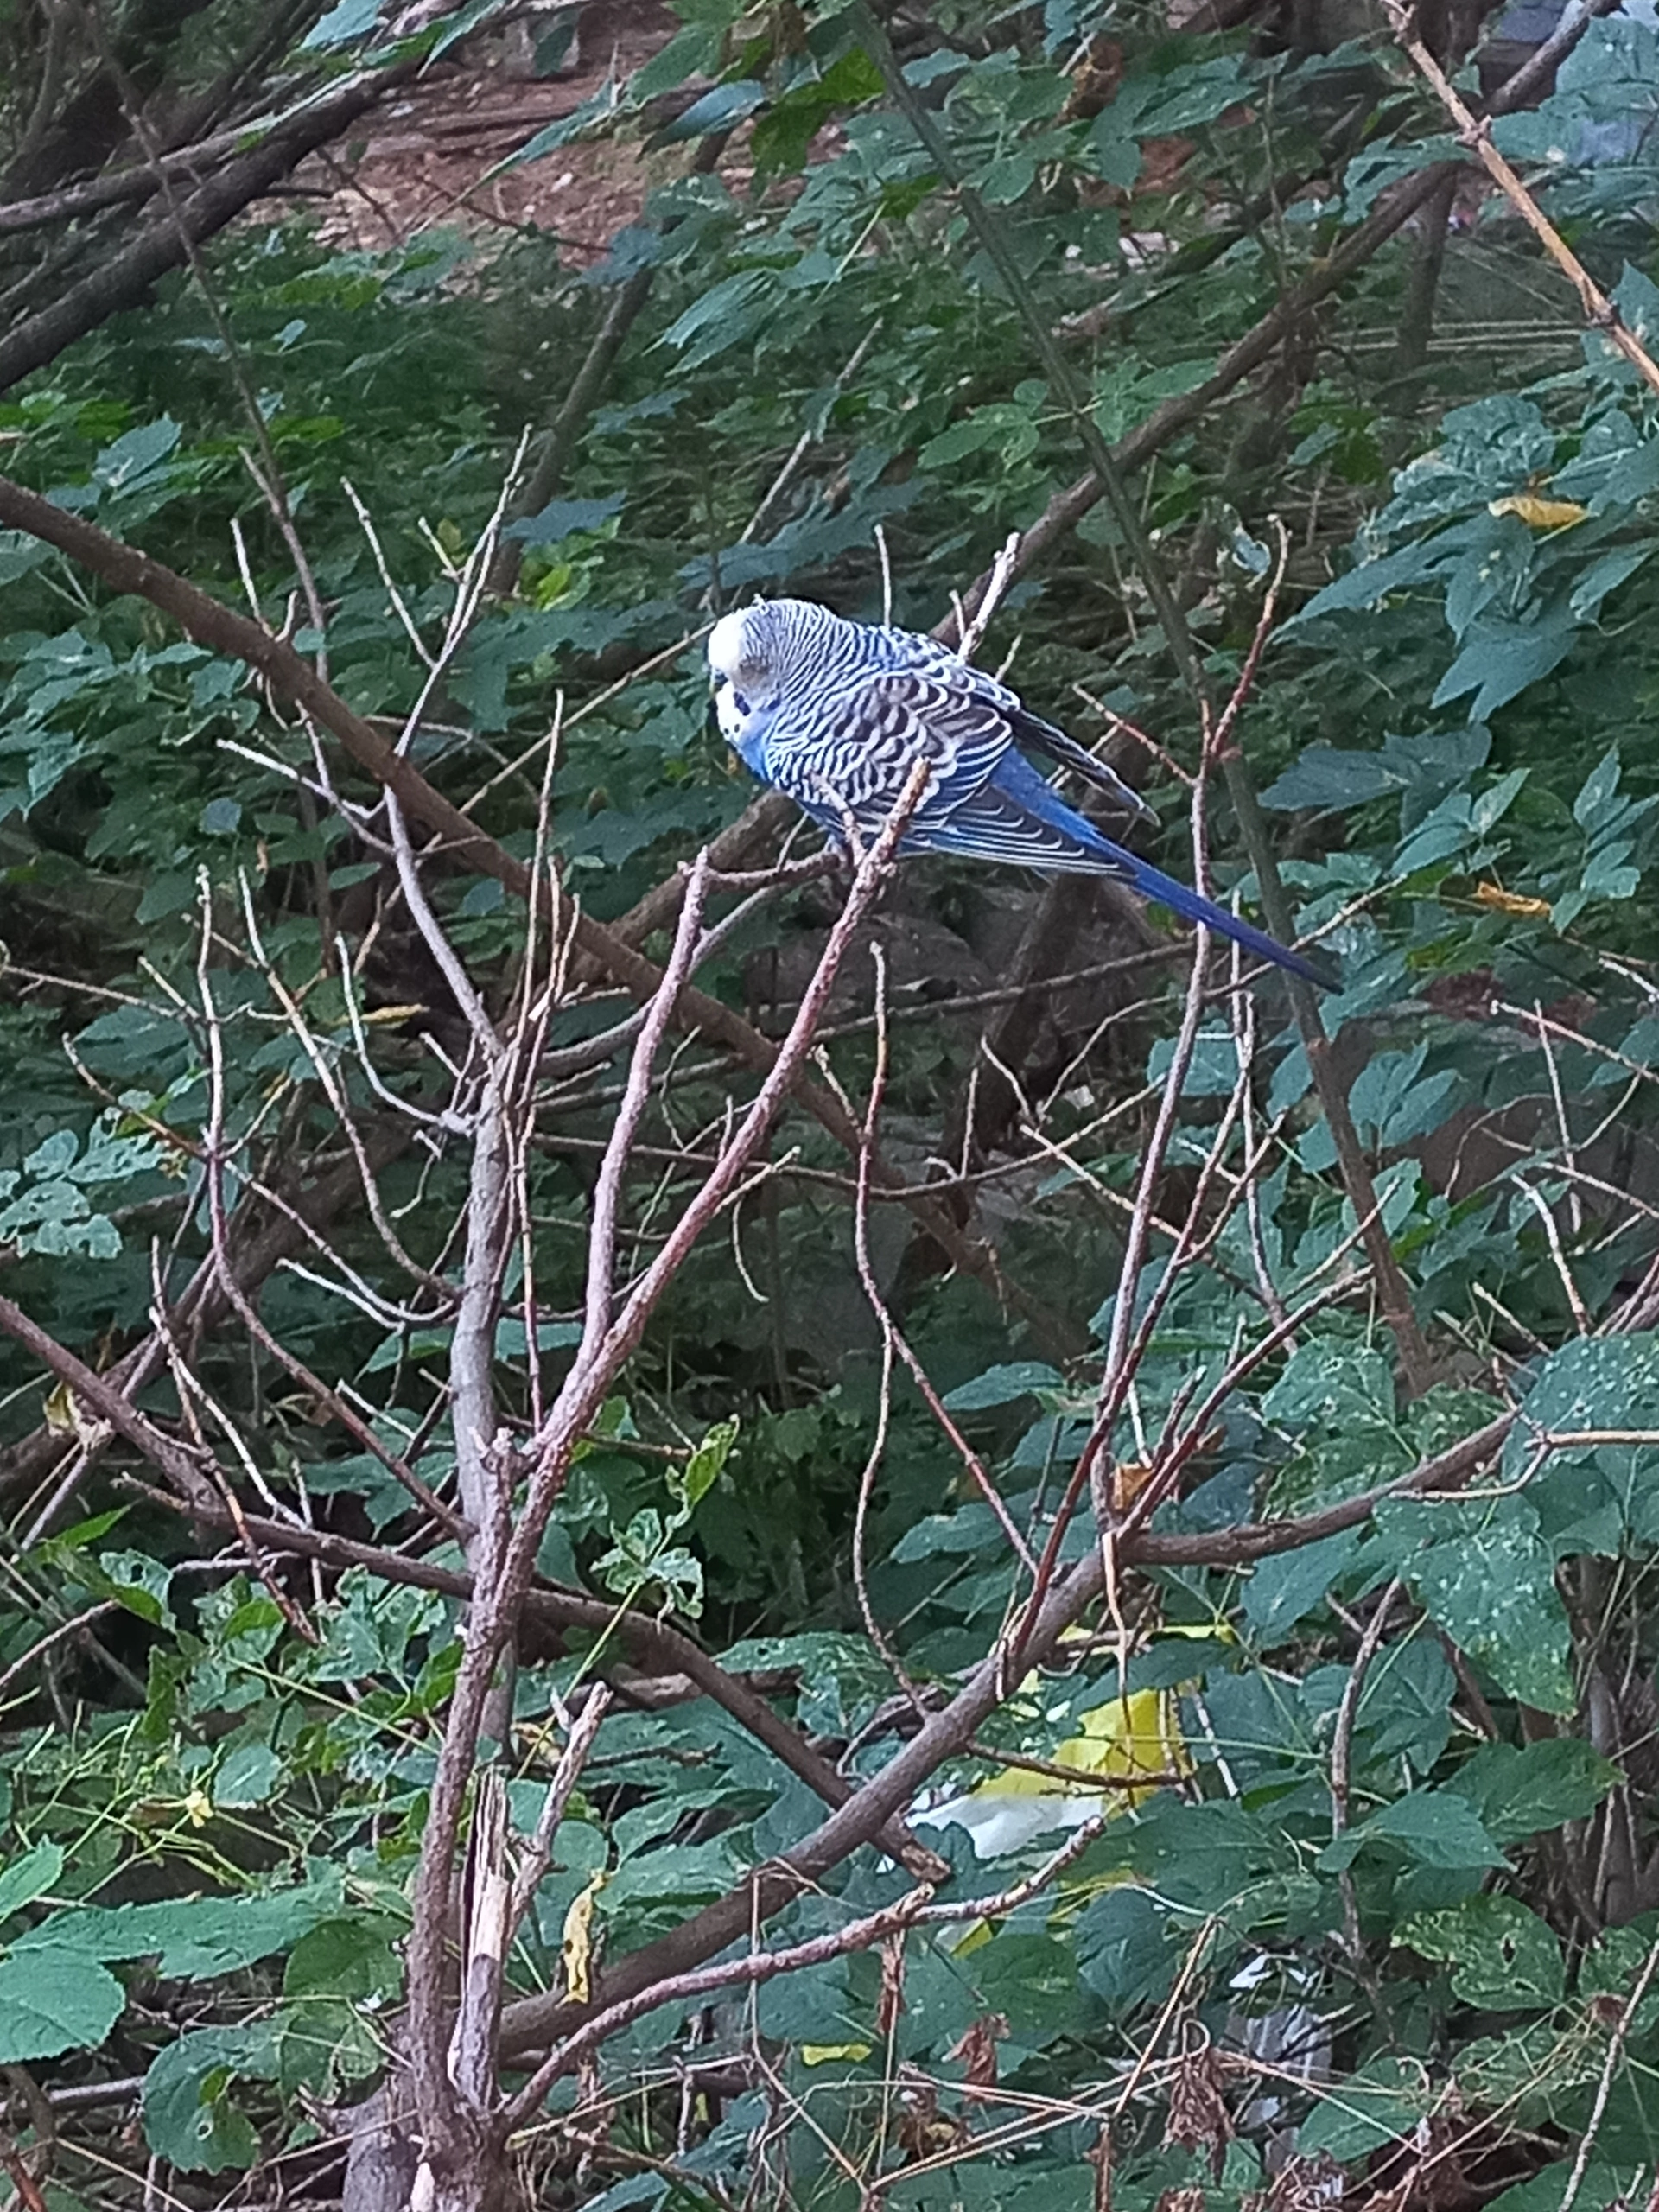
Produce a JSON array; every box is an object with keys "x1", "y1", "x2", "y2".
[
  {"x1": 970, "y1": 1688, "x2": 1188, "y2": 1804},
  {"x1": 561, "y1": 1870, "x2": 607, "y2": 2004},
  {"x1": 1109, "y1": 1460, "x2": 1156, "y2": 1513},
  {"x1": 42, "y1": 1380, "x2": 79, "y2": 1435},
  {"x1": 43, "y1": 1380, "x2": 109, "y2": 1446},
  {"x1": 1488, "y1": 494, "x2": 1588, "y2": 531},
  {"x1": 1473, "y1": 882, "x2": 1552, "y2": 918},
  {"x1": 801, "y1": 2043, "x2": 873, "y2": 2066}
]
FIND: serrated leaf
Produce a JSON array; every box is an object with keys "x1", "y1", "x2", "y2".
[
  {"x1": 1259, "y1": 746, "x2": 1405, "y2": 811},
  {"x1": 1373, "y1": 1497, "x2": 1574, "y2": 1713},
  {"x1": 1451, "y1": 1738, "x2": 1621, "y2": 1844},
  {"x1": 1431, "y1": 614, "x2": 1577, "y2": 721},
  {"x1": 1397, "y1": 1894, "x2": 1564, "y2": 2008},
  {"x1": 507, "y1": 492, "x2": 625, "y2": 545},
  {"x1": 21, "y1": 1876, "x2": 342, "y2": 1975},
  {"x1": 0, "y1": 1947, "x2": 123, "y2": 2062},
  {"x1": 1322, "y1": 1788, "x2": 1507, "y2": 1872}
]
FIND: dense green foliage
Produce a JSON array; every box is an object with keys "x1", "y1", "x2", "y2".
[{"x1": 1, "y1": 0, "x2": 1659, "y2": 2204}]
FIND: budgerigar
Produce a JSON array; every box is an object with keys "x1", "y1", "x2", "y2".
[{"x1": 707, "y1": 596, "x2": 1329, "y2": 988}]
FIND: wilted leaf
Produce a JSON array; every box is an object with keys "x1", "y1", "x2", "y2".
[{"x1": 1486, "y1": 494, "x2": 1588, "y2": 530}]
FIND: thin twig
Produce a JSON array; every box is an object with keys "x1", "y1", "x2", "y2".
[{"x1": 1386, "y1": 4, "x2": 1659, "y2": 399}]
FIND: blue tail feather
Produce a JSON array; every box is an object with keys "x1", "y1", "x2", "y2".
[
  {"x1": 993, "y1": 753, "x2": 1332, "y2": 989},
  {"x1": 1117, "y1": 850, "x2": 1332, "y2": 989}
]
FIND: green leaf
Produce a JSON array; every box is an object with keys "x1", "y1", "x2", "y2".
[
  {"x1": 96, "y1": 1548, "x2": 174, "y2": 1626},
  {"x1": 1074, "y1": 1885, "x2": 1178, "y2": 2012},
  {"x1": 1241, "y1": 1529, "x2": 1363, "y2": 1639},
  {"x1": 92, "y1": 416, "x2": 180, "y2": 492},
  {"x1": 1430, "y1": 613, "x2": 1577, "y2": 721},
  {"x1": 213, "y1": 1744, "x2": 283, "y2": 1809},
  {"x1": 1259, "y1": 746, "x2": 1406, "y2": 811},
  {"x1": 1574, "y1": 747, "x2": 1623, "y2": 830},
  {"x1": 1450, "y1": 1738, "x2": 1621, "y2": 1844},
  {"x1": 0, "y1": 1947, "x2": 123, "y2": 2063},
  {"x1": 0, "y1": 1843, "x2": 64, "y2": 1925},
  {"x1": 1485, "y1": 2163, "x2": 1635, "y2": 2212},
  {"x1": 1580, "y1": 1915, "x2": 1659, "y2": 2035},
  {"x1": 584, "y1": 2177, "x2": 669, "y2": 2212},
  {"x1": 22, "y1": 1876, "x2": 343, "y2": 1976},
  {"x1": 658, "y1": 271, "x2": 770, "y2": 363},
  {"x1": 675, "y1": 1418, "x2": 738, "y2": 1512},
  {"x1": 1147, "y1": 1028, "x2": 1243, "y2": 1097},
  {"x1": 1373, "y1": 1497, "x2": 1575, "y2": 1713},
  {"x1": 1396, "y1": 1894, "x2": 1565, "y2": 2008},
  {"x1": 1322, "y1": 1788, "x2": 1508, "y2": 1872},
  {"x1": 1510, "y1": 1331, "x2": 1659, "y2": 1464},
  {"x1": 750, "y1": 47, "x2": 884, "y2": 173},
  {"x1": 662, "y1": 80, "x2": 767, "y2": 139},
  {"x1": 143, "y1": 2024, "x2": 277, "y2": 2172},
  {"x1": 283, "y1": 1915, "x2": 403, "y2": 2000},
  {"x1": 508, "y1": 493, "x2": 626, "y2": 545},
  {"x1": 1299, "y1": 2053, "x2": 1434, "y2": 2159},
  {"x1": 943, "y1": 1362, "x2": 1065, "y2": 1413},
  {"x1": 302, "y1": 0, "x2": 380, "y2": 45}
]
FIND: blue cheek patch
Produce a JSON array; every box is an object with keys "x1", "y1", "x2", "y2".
[{"x1": 734, "y1": 691, "x2": 751, "y2": 715}]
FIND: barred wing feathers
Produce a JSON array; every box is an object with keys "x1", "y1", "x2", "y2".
[{"x1": 762, "y1": 668, "x2": 1015, "y2": 836}]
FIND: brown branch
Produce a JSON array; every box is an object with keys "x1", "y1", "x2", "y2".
[
  {"x1": 486, "y1": 133, "x2": 730, "y2": 601},
  {"x1": 0, "y1": 1291, "x2": 213, "y2": 1507},
  {"x1": 0, "y1": 474, "x2": 1029, "y2": 1340},
  {"x1": 508, "y1": 1885, "x2": 940, "y2": 2118},
  {"x1": 506, "y1": 1683, "x2": 613, "y2": 1943},
  {"x1": 493, "y1": 1406, "x2": 1516, "y2": 2059},
  {"x1": 509, "y1": 1809, "x2": 1116, "y2": 2113},
  {"x1": 0, "y1": 1602, "x2": 122, "y2": 1706},
  {"x1": 1388, "y1": 1, "x2": 1659, "y2": 398},
  {"x1": 0, "y1": 1128, "x2": 414, "y2": 1507},
  {"x1": 404, "y1": 771, "x2": 938, "y2": 2174},
  {"x1": 1329, "y1": 1578, "x2": 1407, "y2": 1965},
  {"x1": 0, "y1": 45, "x2": 453, "y2": 396},
  {"x1": 0, "y1": 118, "x2": 258, "y2": 233}
]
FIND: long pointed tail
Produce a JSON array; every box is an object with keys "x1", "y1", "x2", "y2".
[{"x1": 1123, "y1": 853, "x2": 1334, "y2": 989}]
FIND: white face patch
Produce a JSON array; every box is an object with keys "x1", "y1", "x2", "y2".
[
  {"x1": 714, "y1": 682, "x2": 747, "y2": 743},
  {"x1": 707, "y1": 604, "x2": 776, "y2": 748},
  {"x1": 706, "y1": 607, "x2": 754, "y2": 683}
]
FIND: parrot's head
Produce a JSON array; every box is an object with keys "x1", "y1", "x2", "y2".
[{"x1": 707, "y1": 597, "x2": 842, "y2": 741}]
